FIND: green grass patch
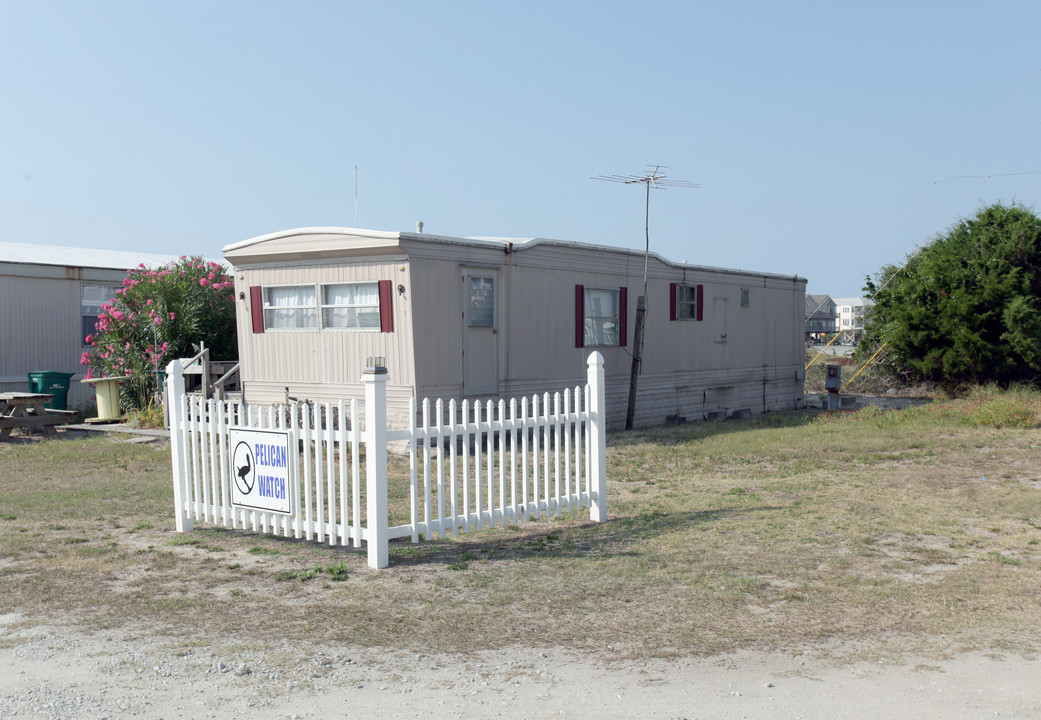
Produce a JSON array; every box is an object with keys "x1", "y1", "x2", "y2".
[
  {"x1": 247, "y1": 546, "x2": 283, "y2": 556},
  {"x1": 2, "y1": 397, "x2": 1041, "y2": 659}
]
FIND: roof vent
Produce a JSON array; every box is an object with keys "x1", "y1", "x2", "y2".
[{"x1": 416, "y1": 221, "x2": 424, "y2": 234}]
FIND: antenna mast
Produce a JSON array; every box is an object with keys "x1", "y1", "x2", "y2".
[{"x1": 593, "y1": 165, "x2": 700, "y2": 430}]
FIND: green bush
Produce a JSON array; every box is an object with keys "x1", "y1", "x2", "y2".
[
  {"x1": 81, "y1": 257, "x2": 236, "y2": 410},
  {"x1": 865, "y1": 203, "x2": 1041, "y2": 387}
]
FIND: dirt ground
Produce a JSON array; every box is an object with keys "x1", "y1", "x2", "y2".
[
  {"x1": 4, "y1": 417, "x2": 1040, "y2": 718},
  {"x1": 2, "y1": 611, "x2": 1038, "y2": 719}
]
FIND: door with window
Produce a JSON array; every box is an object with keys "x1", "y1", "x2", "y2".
[{"x1": 462, "y1": 270, "x2": 498, "y2": 395}]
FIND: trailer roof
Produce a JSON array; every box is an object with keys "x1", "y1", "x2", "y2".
[
  {"x1": 0, "y1": 241, "x2": 187, "y2": 271},
  {"x1": 224, "y1": 227, "x2": 806, "y2": 283}
]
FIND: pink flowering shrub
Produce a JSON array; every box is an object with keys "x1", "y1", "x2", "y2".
[{"x1": 82, "y1": 256, "x2": 237, "y2": 410}]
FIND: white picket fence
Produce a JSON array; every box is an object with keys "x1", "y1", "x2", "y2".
[{"x1": 167, "y1": 353, "x2": 607, "y2": 569}]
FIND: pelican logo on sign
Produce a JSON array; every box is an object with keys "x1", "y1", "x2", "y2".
[
  {"x1": 229, "y1": 427, "x2": 294, "y2": 515},
  {"x1": 233, "y1": 441, "x2": 255, "y2": 495}
]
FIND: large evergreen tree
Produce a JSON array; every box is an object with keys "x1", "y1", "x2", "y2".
[{"x1": 864, "y1": 202, "x2": 1041, "y2": 386}]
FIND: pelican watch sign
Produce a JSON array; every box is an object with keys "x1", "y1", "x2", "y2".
[{"x1": 229, "y1": 428, "x2": 294, "y2": 515}]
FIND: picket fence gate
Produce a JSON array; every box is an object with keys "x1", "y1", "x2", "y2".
[{"x1": 167, "y1": 353, "x2": 607, "y2": 569}]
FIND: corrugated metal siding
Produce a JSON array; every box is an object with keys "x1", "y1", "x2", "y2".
[
  {"x1": 407, "y1": 241, "x2": 809, "y2": 430},
  {"x1": 502, "y1": 365, "x2": 803, "y2": 431},
  {"x1": 0, "y1": 274, "x2": 109, "y2": 408},
  {"x1": 408, "y1": 256, "x2": 465, "y2": 398},
  {"x1": 239, "y1": 380, "x2": 415, "y2": 429},
  {"x1": 230, "y1": 230, "x2": 807, "y2": 429}
]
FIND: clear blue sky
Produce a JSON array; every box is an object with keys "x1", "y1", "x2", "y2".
[{"x1": 4, "y1": 1, "x2": 1041, "y2": 297}]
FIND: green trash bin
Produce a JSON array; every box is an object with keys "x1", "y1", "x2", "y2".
[{"x1": 27, "y1": 371, "x2": 75, "y2": 410}]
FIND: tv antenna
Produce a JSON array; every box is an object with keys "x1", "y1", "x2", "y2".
[
  {"x1": 593, "y1": 166, "x2": 700, "y2": 292},
  {"x1": 593, "y1": 165, "x2": 700, "y2": 429}
]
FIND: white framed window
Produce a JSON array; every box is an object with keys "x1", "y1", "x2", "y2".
[
  {"x1": 583, "y1": 288, "x2": 620, "y2": 346},
  {"x1": 669, "y1": 283, "x2": 703, "y2": 322},
  {"x1": 676, "y1": 285, "x2": 697, "y2": 319},
  {"x1": 262, "y1": 285, "x2": 317, "y2": 329},
  {"x1": 81, "y1": 283, "x2": 120, "y2": 345},
  {"x1": 321, "y1": 282, "x2": 380, "y2": 329},
  {"x1": 741, "y1": 288, "x2": 750, "y2": 307}
]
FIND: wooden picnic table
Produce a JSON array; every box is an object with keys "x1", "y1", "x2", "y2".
[{"x1": 0, "y1": 392, "x2": 68, "y2": 440}]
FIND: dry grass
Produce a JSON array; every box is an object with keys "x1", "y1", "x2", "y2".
[{"x1": 2, "y1": 388, "x2": 1040, "y2": 660}]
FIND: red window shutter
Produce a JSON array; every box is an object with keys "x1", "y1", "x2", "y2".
[
  {"x1": 669, "y1": 283, "x2": 677, "y2": 321},
  {"x1": 696, "y1": 284, "x2": 704, "y2": 321},
  {"x1": 250, "y1": 286, "x2": 264, "y2": 334},
  {"x1": 619, "y1": 286, "x2": 628, "y2": 347},
  {"x1": 378, "y1": 279, "x2": 394, "y2": 332},
  {"x1": 575, "y1": 285, "x2": 585, "y2": 348}
]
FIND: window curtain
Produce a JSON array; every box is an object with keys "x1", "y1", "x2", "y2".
[
  {"x1": 322, "y1": 283, "x2": 379, "y2": 328},
  {"x1": 264, "y1": 286, "x2": 317, "y2": 329},
  {"x1": 583, "y1": 288, "x2": 619, "y2": 346}
]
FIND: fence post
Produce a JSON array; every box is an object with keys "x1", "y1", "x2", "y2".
[
  {"x1": 363, "y1": 358, "x2": 389, "y2": 569},
  {"x1": 166, "y1": 359, "x2": 193, "y2": 532},
  {"x1": 587, "y1": 352, "x2": 607, "y2": 522}
]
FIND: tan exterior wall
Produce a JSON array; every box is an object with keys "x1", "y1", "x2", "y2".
[
  {"x1": 482, "y1": 244, "x2": 805, "y2": 428},
  {"x1": 228, "y1": 230, "x2": 807, "y2": 430},
  {"x1": 230, "y1": 256, "x2": 416, "y2": 424},
  {"x1": 0, "y1": 266, "x2": 127, "y2": 409}
]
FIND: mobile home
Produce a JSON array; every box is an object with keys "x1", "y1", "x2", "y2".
[
  {"x1": 224, "y1": 227, "x2": 807, "y2": 429},
  {"x1": 0, "y1": 242, "x2": 180, "y2": 409}
]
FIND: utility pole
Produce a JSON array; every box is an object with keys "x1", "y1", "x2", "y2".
[{"x1": 593, "y1": 166, "x2": 699, "y2": 429}]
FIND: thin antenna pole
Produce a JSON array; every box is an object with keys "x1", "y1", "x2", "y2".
[
  {"x1": 592, "y1": 165, "x2": 699, "y2": 430},
  {"x1": 643, "y1": 176, "x2": 651, "y2": 297},
  {"x1": 354, "y1": 166, "x2": 359, "y2": 228}
]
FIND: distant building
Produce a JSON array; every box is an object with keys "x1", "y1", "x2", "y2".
[
  {"x1": 832, "y1": 297, "x2": 873, "y2": 345},
  {"x1": 0, "y1": 242, "x2": 180, "y2": 408},
  {"x1": 804, "y1": 294, "x2": 837, "y2": 342}
]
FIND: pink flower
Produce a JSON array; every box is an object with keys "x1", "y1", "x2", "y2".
[
  {"x1": 169, "y1": 312, "x2": 176, "y2": 320},
  {"x1": 85, "y1": 334, "x2": 93, "y2": 344},
  {"x1": 200, "y1": 278, "x2": 210, "y2": 286}
]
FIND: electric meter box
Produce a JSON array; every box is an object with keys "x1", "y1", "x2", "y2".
[{"x1": 825, "y1": 364, "x2": 841, "y2": 391}]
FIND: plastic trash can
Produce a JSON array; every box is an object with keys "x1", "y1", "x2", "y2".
[{"x1": 26, "y1": 371, "x2": 75, "y2": 410}]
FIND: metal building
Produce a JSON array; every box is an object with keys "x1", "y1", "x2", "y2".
[
  {"x1": 0, "y1": 241, "x2": 180, "y2": 409},
  {"x1": 224, "y1": 227, "x2": 808, "y2": 430}
]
